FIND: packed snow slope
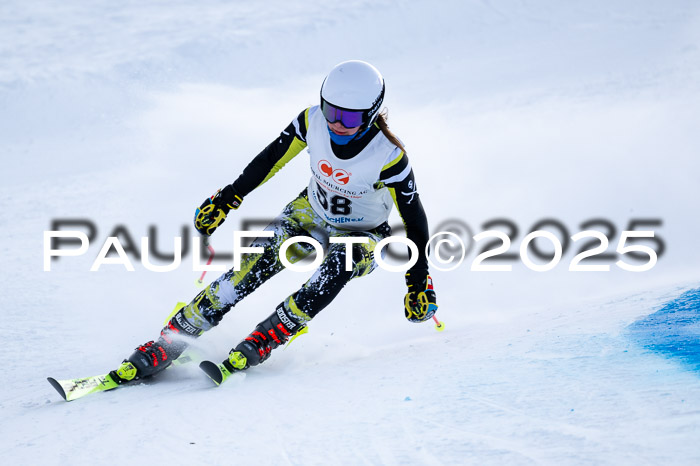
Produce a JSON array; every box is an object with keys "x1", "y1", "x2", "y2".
[{"x1": 2, "y1": 1, "x2": 700, "y2": 465}]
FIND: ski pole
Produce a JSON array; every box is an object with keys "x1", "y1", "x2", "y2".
[
  {"x1": 432, "y1": 315, "x2": 445, "y2": 332},
  {"x1": 196, "y1": 237, "x2": 216, "y2": 287}
]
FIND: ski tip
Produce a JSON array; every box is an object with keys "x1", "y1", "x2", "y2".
[
  {"x1": 199, "y1": 360, "x2": 223, "y2": 386},
  {"x1": 47, "y1": 377, "x2": 68, "y2": 401}
]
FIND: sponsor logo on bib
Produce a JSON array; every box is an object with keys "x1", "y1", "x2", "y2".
[{"x1": 318, "y1": 160, "x2": 350, "y2": 185}]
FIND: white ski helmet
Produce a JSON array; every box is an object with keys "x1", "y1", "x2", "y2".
[{"x1": 320, "y1": 60, "x2": 385, "y2": 131}]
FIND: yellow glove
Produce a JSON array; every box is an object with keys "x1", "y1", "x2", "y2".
[
  {"x1": 404, "y1": 273, "x2": 438, "y2": 323},
  {"x1": 194, "y1": 185, "x2": 242, "y2": 236}
]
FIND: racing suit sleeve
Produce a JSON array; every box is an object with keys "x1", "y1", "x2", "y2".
[
  {"x1": 379, "y1": 150, "x2": 430, "y2": 275},
  {"x1": 230, "y1": 108, "x2": 310, "y2": 198}
]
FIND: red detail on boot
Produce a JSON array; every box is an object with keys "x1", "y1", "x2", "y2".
[
  {"x1": 252, "y1": 331, "x2": 267, "y2": 342},
  {"x1": 268, "y1": 329, "x2": 281, "y2": 344},
  {"x1": 138, "y1": 341, "x2": 153, "y2": 352},
  {"x1": 160, "y1": 330, "x2": 173, "y2": 345},
  {"x1": 276, "y1": 323, "x2": 291, "y2": 336}
]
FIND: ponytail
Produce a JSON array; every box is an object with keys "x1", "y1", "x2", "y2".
[{"x1": 375, "y1": 109, "x2": 406, "y2": 153}]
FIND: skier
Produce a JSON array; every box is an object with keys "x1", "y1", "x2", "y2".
[{"x1": 111, "y1": 60, "x2": 438, "y2": 384}]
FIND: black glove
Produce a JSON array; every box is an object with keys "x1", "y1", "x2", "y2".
[
  {"x1": 194, "y1": 185, "x2": 242, "y2": 236},
  {"x1": 404, "y1": 272, "x2": 437, "y2": 323}
]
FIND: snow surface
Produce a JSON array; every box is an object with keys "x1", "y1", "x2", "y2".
[{"x1": 2, "y1": 0, "x2": 700, "y2": 464}]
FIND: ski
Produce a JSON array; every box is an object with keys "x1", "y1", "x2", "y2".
[
  {"x1": 48, "y1": 303, "x2": 198, "y2": 402},
  {"x1": 199, "y1": 360, "x2": 231, "y2": 386},
  {"x1": 199, "y1": 351, "x2": 250, "y2": 386},
  {"x1": 47, "y1": 350, "x2": 196, "y2": 402},
  {"x1": 47, "y1": 373, "x2": 120, "y2": 401}
]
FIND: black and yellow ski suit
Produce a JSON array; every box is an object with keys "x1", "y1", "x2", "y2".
[{"x1": 135, "y1": 107, "x2": 431, "y2": 373}]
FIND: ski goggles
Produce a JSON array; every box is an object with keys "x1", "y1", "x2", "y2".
[{"x1": 321, "y1": 100, "x2": 365, "y2": 128}]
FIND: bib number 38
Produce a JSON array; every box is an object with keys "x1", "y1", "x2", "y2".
[{"x1": 316, "y1": 182, "x2": 352, "y2": 215}]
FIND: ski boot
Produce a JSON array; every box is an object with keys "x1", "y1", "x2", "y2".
[
  {"x1": 230, "y1": 302, "x2": 306, "y2": 370},
  {"x1": 110, "y1": 307, "x2": 204, "y2": 384},
  {"x1": 201, "y1": 302, "x2": 307, "y2": 385}
]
